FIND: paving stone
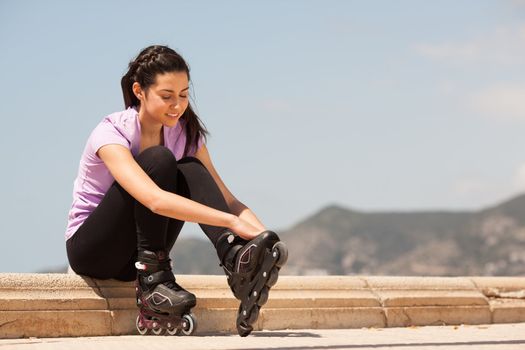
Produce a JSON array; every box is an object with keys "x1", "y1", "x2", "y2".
[
  {"x1": 376, "y1": 290, "x2": 488, "y2": 307},
  {"x1": 385, "y1": 306, "x2": 492, "y2": 327},
  {"x1": 490, "y1": 299, "x2": 525, "y2": 324},
  {"x1": 0, "y1": 310, "x2": 111, "y2": 338},
  {"x1": 365, "y1": 276, "x2": 476, "y2": 290},
  {"x1": 260, "y1": 307, "x2": 385, "y2": 330}
]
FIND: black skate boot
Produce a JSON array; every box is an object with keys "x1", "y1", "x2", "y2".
[
  {"x1": 134, "y1": 249, "x2": 197, "y2": 335},
  {"x1": 216, "y1": 230, "x2": 288, "y2": 337}
]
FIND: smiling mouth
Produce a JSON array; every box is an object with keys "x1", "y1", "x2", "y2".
[{"x1": 166, "y1": 113, "x2": 179, "y2": 118}]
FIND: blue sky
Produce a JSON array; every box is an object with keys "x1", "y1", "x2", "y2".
[{"x1": 1, "y1": 0, "x2": 525, "y2": 272}]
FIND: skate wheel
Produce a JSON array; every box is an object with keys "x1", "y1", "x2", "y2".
[
  {"x1": 246, "y1": 305, "x2": 259, "y2": 325},
  {"x1": 136, "y1": 315, "x2": 149, "y2": 335},
  {"x1": 181, "y1": 313, "x2": 197, "y2": 336},
  {"x1": 266, "y1": 267, "x2": 279, "y2": 287},
  {"x1": 272, "y1": 241, "x2": 288, "y2": 267},
  {"x1": 257, "y1": 287, "x2": 269, "y2": 306},
  {"x1": 237, "y1": 322, "x2": 253, "y2": 337},
  {"x1": 152, "y1": 326, "x2": 164, "y2": 335},
  {"x1": 166, "y1": 323, "x2": 180, "y2": 336}
]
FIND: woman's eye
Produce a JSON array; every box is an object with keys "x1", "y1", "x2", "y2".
[
  {"x1": 162, "y1": 96, "x2": 171, "y2": 100},
  {"x1": 180, "y1": 95, "x2": 188, "y2": 99}
]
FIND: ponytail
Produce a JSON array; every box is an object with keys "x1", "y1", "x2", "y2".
[{"x1": 120, "y1": 65, "x2": 140, "y2": 109}]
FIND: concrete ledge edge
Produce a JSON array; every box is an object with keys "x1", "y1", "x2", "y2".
[{"x1": 1, "y1": 274, "x2": 524, "y2": 338}]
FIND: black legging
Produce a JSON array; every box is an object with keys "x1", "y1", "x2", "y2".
[{"x1": 66, "y1": 146, "x2": 231, "y2": 281}]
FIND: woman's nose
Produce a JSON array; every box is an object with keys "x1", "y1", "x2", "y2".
[{"x1": 170, "y1": 100, "x2": 180, "y2": 110}]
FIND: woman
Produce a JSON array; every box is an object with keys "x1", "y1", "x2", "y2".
[{"x1": 65, "y1": 45, "x2": 287, "y2": 337}]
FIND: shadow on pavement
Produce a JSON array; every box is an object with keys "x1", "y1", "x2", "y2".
[
  {"x1": 250, "y1": 331, "x2": 322, "y2": 338},
  {"x1": 196, "y1": 331, "x2": 322, "y2": 338}
]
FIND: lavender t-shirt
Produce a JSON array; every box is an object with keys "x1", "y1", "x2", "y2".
[{"x1": 65, "y1": 106, "x2": 203, "y2": 240}]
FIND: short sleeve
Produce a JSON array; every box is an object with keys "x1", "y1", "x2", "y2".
[{"x1": 89, "y1": 119, "x2": 130, "y2": 154}]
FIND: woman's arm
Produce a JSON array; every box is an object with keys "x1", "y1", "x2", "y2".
[
  {"x1": 229, "y1": 201, "x2": 266, "y2": 231},
  {"x1": 97, "y1": 144, "x2": 238, "y2": 230},
  {"x1": 194, "y1": 144, "x2": 266, "y2": 231}
]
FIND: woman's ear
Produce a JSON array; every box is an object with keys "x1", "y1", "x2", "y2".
[{"x1": 132, "y1": 82, "x2": 143, "y2": 100}]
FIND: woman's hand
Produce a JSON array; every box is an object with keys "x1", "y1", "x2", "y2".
[{"x1": 229, "y1": 216, "x2": 264, "y2": 240}]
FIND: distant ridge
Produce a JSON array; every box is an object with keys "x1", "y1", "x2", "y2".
[{"x1": 280, "y1": 193, "x2": 525, "y2": 276}]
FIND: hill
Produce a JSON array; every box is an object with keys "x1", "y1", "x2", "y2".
[{"x1": 280, "y1": 195, "x2": 525, "y2": 276}]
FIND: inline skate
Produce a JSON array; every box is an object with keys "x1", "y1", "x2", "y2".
[
  {"x1": 216, "y1": 230, "x2": 288, "y2": 337},
  {"x1": 134, "y1": 249, "x2": 197, "y2": 335}
]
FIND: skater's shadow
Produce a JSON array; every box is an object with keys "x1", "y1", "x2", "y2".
[
  {"x1": 197, "y1": 331, "x2": 321, "y2": 338},
  {"x1": 250, "y1": 331, "x2": 321, "y2": 338}
]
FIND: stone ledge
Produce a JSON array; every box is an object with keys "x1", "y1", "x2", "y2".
[{"x1": 0, "y1": 274, "x2": 524, "y2": 338}]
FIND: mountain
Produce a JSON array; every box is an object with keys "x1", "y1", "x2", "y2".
[{"x1": 280, "y1": 195, "x2": 525, "y2": 276}]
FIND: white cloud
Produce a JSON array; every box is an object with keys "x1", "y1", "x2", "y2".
[
  {"x1": 468, "y1": 84, "x2": 525, "y2": 120},
  {"x1": 414, "y1": 24, "x2": 525, "y2": 65},
  {"x1": 414, "y1": 24, "x2": 525, "y2": 121}
]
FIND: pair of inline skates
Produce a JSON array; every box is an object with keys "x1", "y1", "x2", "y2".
[{"x1": 134, "y1": 230, "x2": 288, "y2": 337}]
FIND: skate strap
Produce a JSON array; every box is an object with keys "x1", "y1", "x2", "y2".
[
  {"x1": 136, "y1": 259, "x2": 172, "y2": 272},
  {"x1": 142, "y1": 269, "x2": 175, "y2": 286},
  {"x1": 157, "y1": 260, "x2": 172, "y2": 270}
]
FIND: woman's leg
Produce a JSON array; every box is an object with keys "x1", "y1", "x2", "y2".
[
  {"x1": 66, "y1": 146, "x2": 182, "y2": 281},
  {"x1": 174, "y1": 157, "x2": 251, "y2": 273},
  {"x1": 134, "y1": 147, "x2": 179, "y2": 253},
  {"x1": 175, "y1": 157, "x2": 232, "y2": 248},
  {"x1": 175, "y1": 157, "x2": 287, "y2": 337}
]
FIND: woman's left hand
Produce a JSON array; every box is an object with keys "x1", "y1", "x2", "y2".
[{"x1": 229, "y1": 216, "x2": 264, "y2": 240}]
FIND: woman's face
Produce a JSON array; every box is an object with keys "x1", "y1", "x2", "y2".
[{"x1": 134, "y1": 71, "x2": 189, "y2": 128}]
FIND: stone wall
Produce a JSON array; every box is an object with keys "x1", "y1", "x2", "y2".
[{"x1": 0, "y1": 274, "x2": 524, "y2": 338}]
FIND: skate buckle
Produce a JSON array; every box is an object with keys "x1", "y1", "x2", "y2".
[
  {"x1": 227, "y1": 234, "x2": 234, "y2": 244},
  {"x1": 135, "y1": 262, "x2": 147, "y2": 270}
]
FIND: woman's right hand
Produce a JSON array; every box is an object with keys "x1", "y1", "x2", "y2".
[{"x1": 229, "y1": 216, "x2": 264, "y2": 240}]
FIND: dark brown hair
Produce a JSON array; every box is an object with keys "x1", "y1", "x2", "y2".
[{"x1": 121, "y1": 45, "x2": 208, "y2": 156}]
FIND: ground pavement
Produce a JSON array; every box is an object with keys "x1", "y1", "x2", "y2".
[{"x1": 0, "y1": 323, "x2": 524, "y2": 350}]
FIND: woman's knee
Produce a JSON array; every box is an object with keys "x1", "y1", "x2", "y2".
[
  {"x1": 138, "y1": 146, "x2": 176, "y2": 166},
  {"x1": 136, "y1": 146, "x2": 178, "y2": 187}
]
